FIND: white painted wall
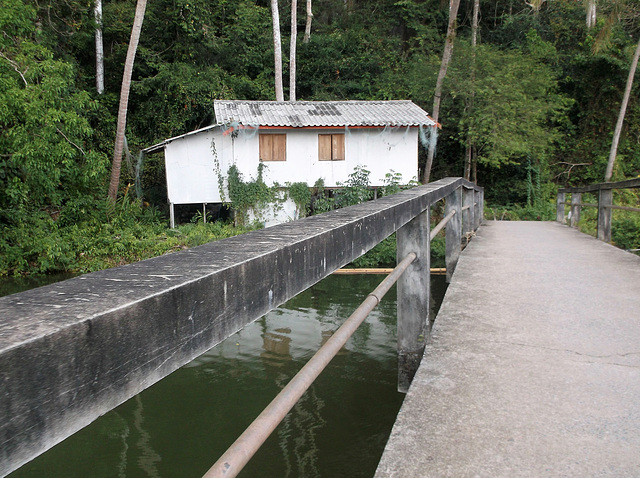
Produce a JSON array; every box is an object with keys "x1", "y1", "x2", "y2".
[{"x1": 164, "y1": 125, "x2": 419, "y2": 225}]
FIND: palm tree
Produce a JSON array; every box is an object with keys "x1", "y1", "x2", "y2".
[
  {"x1": 108, "y1": 0, "x2": 148, "y2": 201},
  {"x1": 290, "y1": 0, "x2": 298, "y2": 101},
  {"x1": 271, "y1": 0, "x2": 284, "y2": 102}
]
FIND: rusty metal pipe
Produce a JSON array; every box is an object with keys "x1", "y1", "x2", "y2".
[
  {"x1": 202, "y1": 252, "x2": 417, "y2": 478},
  {"x1": 430, "y1": 209, "x2": 456, "y2": 241}
]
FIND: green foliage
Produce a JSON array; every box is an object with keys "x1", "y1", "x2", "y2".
[
  {"x1": 286, "y1": 182, "x2": 312, "y2": 218},
  {"x1": 447, "y1": 38, "x2": 569, "y2": 170},
  {"x1": 379, "y1": 170, "x2": 420, "y2": 197},
  {"x1": 0, "y1": 195, "x2": 254, "y2": 276},
  {"x1": 310, "y1": 178, "x2": 335, "y2": 214},
  {"x1": 3, "y1": 0, "x2": 640, "y2": 274},
  {"x1": 226, "y1": 164, "x2": 281, "y2": 226},
  {"x1": 484, "y1": 202, "x2": 556, "y2": 221},
  {"x1": 334, "y1": 165, "x2": 373, "y2": 208},
  {"x1": 611, "y1": 213, "x2": 640, "y2": 252},
  {"x1": 0, "y1": 0, "x2": 108, "y2": 219},
  {"x1": 351, "y1": 235, "x2": 397, "y2": 268}
]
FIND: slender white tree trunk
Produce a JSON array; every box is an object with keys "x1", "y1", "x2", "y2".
[
  {"x1": 423, "y1": 0, "x2": 461, "y2": 184},
  {"x1": 586, "y1": 0, "x2": 597, "y2": 28},
  {"x1": 290, "y1": 0, "x2": 297, "y2": 101},
  {"x1": 108, "y1": 0, "x2": 147, "y2": 201},
  {"x1": 271, "y1": 0, "x2": 284, "y2": 102},
  {"x1": 605, "y1": 38, "x2": 640, "y2": 182},
  {"x1": 465, "y1": 0, "x2": 479, "y2": 181},
  {"x1": 95, "y1": 0, "x2": 104, "y2": 94},
  {"x1": 303, "y1": 0, "x2": 313, "y2": 43}
]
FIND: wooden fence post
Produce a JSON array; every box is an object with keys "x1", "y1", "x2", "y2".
[
  {"x1": 556, "y1": 192, "x2": 566, "y2": 224},
  {"x1": 475, "y1": 188, "x2": 484, "y2": 229},
  {"x1": 462, "y1": 188, "x2": 474, "y2": 237},
  {"x1": 570, "y1": 192, "x2": 581, "y2": 228},
  {"x1": 397, "y1": 208, "x2": 430, "y2": 393},
  {"x1": 597, "y1": 188, "x2": 612, "y2": 242},
  {"x1": 445, "y1": 187, "x2": 462, "y2": 283}
]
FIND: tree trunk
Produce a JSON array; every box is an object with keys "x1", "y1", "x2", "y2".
[
  {"x1": 586, "y1": 0, "x2": 597, "y2": 28},
  {"x1": 423, "y1": 0, "x2": 461, "y2": 184},
  {"x1": 303, "y1": 0, "x2": 313, "y2": 43},
  {"x1": 465, "y1": 0, "x2": 479, "y2": 182},
  {"x1": 271, "y1": 0, "x2": 284, "y2": 102},
  {"x1": 605, "y1": 38, "x2": 640, "y2": 182},
  {"x1": 290, "y1": 0, "x2": 297, "y2": 101},
  {"x1": 107, "y1": 0, "x2": 147, "y2": 201},
  {"x1": 94, "y1": 0, "x2": 104, "y2": 94}
]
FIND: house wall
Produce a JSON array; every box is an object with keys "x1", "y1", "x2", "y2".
[{"x1": 164, "y1": 126, "x2": 419, "y2": 225}]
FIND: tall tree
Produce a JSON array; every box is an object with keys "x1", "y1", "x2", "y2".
[
  {"x1": 290, "y1": 0, "x2": 297, "y2": 101},
  {"x1": 271, "y1": 0, "x2": 284, "y2": 102},
  {"x1": 303, "y1": 0, "x2": 313, "y2": 43},
  {"x1": 605, "y1": 38, "x2": 640, "y2": 181},
  {"x1": 107, "y1": 0, "x2": 148, "y2": 201},
  {"x1": 586, "y1": 0, "x2": 597, "y2": 28},
  {"x1": 465, "y1": 0, "x2": 480, "y2": 182},
  {"x1": 94, "y1": 0, "x2": 104, "y2": 94},
  {"x1": 423, "y1": 0, "x2": 461, "y2": 184}
]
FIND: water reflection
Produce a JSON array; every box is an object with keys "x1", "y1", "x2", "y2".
[{"x1": 9, "y1": 274, "x2": 447, "y2": 478}]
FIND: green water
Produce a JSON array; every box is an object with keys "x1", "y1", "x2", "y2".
[{"x1": 6, "y1": 274, "x2": 447, "y2": 478}]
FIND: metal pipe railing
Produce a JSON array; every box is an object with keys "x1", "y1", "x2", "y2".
[
  {"x1": 202, "y1": 252, "x2": 418, "y2": 478},
  {"x1": 429, "y1": 209, "x2": 456, "y2": 241}
]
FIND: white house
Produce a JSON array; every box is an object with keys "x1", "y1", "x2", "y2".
[{"x1": 144, "y1": 100, "x2": 436, "y2": 227}]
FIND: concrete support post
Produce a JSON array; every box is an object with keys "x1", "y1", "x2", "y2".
[
  {"x1": 445, "y1": 187, "x2": 462, "y2": 283},
  {"x1": 597, "y1": 188, "x2": 612, "y2": 242},
  {"x1": 556, "y1": 192, "x2": 566, "y2": 224},
  {"x1": 570, "y1": 193, "x2": 581, "y2": 228},
  {"x1": 462, "y1": 188, "x2": 474, "y2": 237},
  {"x1": 475, "y1": 189, "x2": 484, "y2": 230},
  {"x1": 397, "y1": 208, "x2": 430, "y2": 393}
]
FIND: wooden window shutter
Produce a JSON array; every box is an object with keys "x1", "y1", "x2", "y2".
[
  {"x1": 259, "y1": 134, "x2": 272, "y2": 162},
  {"x1": 272, "y1": 134, "x2": 286, "y2": 161},
  {"x1": 260, "y1": 134, "x2": 286, "y2": 161},
  {"x1": 332, "y1": 134, "x2": 345, "y2": 161},
  {"x1": 318, "y1": 134, "x2": 332, "y2": 161}
]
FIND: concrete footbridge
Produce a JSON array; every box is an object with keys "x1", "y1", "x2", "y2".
[
  {"x1": 2, "y1": 177, "x2": 639, "y2": 477},
  {"x1": 375, "y1": 220, "x2": 640, "y2": 477}
]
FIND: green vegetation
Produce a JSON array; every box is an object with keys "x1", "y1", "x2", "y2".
[
  {"x1": 1, "y1": 0, "x2": 639, "y2": 276},
  {"x1": 0, "y1": 192, "x2": 256, "y2": 276}
]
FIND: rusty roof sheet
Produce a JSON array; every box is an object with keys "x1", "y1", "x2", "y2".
[{"x1": 213, "y1": 100, "x2": 436, "y2": 128}]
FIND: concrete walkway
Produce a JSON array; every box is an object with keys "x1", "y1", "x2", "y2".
[{"x1": 376, "y1": 221, "x2": 640, "y2": 477}]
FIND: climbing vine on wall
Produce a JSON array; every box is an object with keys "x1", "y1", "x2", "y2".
[
  {"x1": 226, "y1": 164, "x2": 282, "y2": 226},
  {"x1": 210, "y1": 137, "x2": 226, "y2": 203},
  {"x1": 286, "y1": 182, "x2": 312, "y2": 218}
]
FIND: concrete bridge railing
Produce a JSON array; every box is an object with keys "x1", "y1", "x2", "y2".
[
  {"x1": 0, "y1": 177, "x2": 483, "y2": 477},
  {"x1": 557, "y1": 178, "x2": 640, "y2": 243}
]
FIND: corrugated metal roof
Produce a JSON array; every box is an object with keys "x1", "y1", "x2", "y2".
[{"x1": 213, "y1": 100, "x2": 436, "y2": 128}]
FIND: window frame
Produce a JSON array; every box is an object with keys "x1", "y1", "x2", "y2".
[
  {"x1": 318, "y1": 133, "x2": 345, "y2": 161},
  {"x1": 259, "y1": 133, "x2": 287, "y2": 162}
]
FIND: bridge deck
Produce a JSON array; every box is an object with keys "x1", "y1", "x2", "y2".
[{"x1": 376, "y1": 221, "x2": 640, "y2": 477}]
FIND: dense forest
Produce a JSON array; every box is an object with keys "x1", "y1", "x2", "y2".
[{"x1": 1, "y1": 0, "x2": 639, "y2": 276}]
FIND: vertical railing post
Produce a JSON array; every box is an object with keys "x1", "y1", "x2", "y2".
[
  {"x1": 597, "y1": 187, "x2": 612, "y2": 242},
  {"x1": 397, "y1": 208, "x2": 430, "y2": 393},
  {"x1": 445, "y1": 187, "x2": 462, "y2": 283},
  {"x1": 462, "y1": 187, "x2": 474, "y2": 237},
  {"x1": 570, "y1": 192, "x2": 581, "y2": 228},
  {"x1": 475, "y1": 188, "x2": 484, "y2": 230},
  {"x1": 556, "y1": 192, "x2": 566, "y2": 224}
]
